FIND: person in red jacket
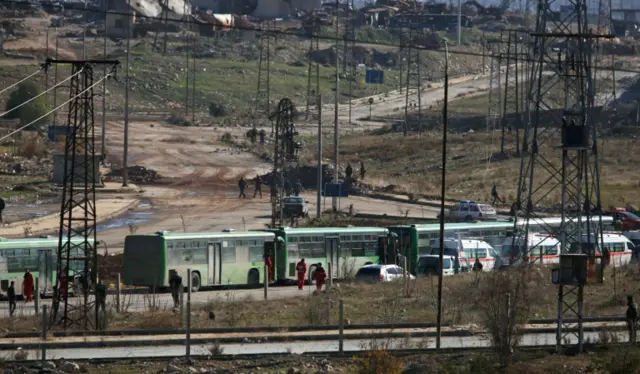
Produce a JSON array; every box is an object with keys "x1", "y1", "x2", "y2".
[
  {"x1": 314, "y1": 263, "x2": 327, "y2": 292},
  {"x1": 296, "y1": 258, "x2": 307, "y2": 290},
  {"x1": 23, "y1": 270, "x2": 34, "y2": 303},
  {"x1": 265, "y1": 254, "x2": 274, "y2": 282}
]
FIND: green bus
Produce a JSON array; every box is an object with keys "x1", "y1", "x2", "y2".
[
  {"x1": 264, "y1": 227, "x2": 391, "y2": 282},
  {"x1": 388, "y1": 216, "x2": 615, "y2": 273},
  {"x1": 0, "y1": 236, "x2": 88, "y2": 296},
  {"x1": 123, "y1": 231, "x2": 277, "y2": 291}
]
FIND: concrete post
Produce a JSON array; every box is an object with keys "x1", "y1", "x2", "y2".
[
  {"x1": 186, "y1": 269, "x2": 191, "y2": 360},
  {"x1": 116, "y1": 273, "x2": 121, "y2": 313},
  {"x1": 35, "y1": 277, "x2": 40, "y2": 315},
  {"x1": 403, "y1": 257, "x2": 408, "y2": 296},
  {"x1": 339, "y1": 299, "x2": 344, "y2": 355},
  {"x1": 180, "y1": 282, "x2": 185, "y2": 328},
  {"x1": 41, "y1": 305, "x2": 47, "y2": 364},
  {"x1": 328, "y1": 262, "x2": 333, "y2": 290},
  {"x1": 263, "y1": 265, "x2": 268, "y2": 301}
]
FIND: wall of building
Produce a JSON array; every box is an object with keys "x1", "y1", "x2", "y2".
[{"x1": 106, "y1": 11, "x2": 135, "y2": 38}]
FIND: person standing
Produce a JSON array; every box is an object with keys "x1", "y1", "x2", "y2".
[
  {"x1": 345, "y1": 163, "x2": 353, "y2": 180},
  {"x1": 23, "y1": 270, "x2": 34, "y2": 303},
  {"x1": 169, "y1": 270, "x2": 183, "y2": 309},
  {"x1": 0, "y1": 196, "x2": 5, "y2": 223},
  {"x1": 359, "y1": 160, "x2": 366, "y2": 180},
  {"x1": 95, "y1": 280, "x2": 107, "y2": 312},
  {"x1": 238, "y1": 177, "x2": 248, "y2": 199},
  {"x1": 265, "y1": 253, "x2": 274, "y2": 282},
  {"x1": 314, "y1": 263, "x2": 327, "y2": 292},
  {"x1": 627, "y1": 295, "x2": 638, "y2": 343},
  {"x1": 296, "y1": 258, "x2": 307, "y2": 290},
  {"x1": 254, "y1": 176, "x2": 263, "y2": 198},
  {"x1": 7, "y1": 281, "x2": 16, "y2": 316}
]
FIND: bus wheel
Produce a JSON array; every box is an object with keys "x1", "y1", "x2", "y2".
[
  {"x1": 191, "y1": 272, "x2": 201, "y2": 292},
  {"x1": 248, "y1": 269, "x2": 260, "y2": 286}
]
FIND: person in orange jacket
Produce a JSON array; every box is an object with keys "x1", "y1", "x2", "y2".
[
  {"x1": 296, "y1": 258, "x2": 307, "y2": 290},
  {"x1": 314, "y1": 263, "x2": 327, "y2": 292}
]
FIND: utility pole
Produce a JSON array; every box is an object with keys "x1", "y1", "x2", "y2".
[
  {"x1": 255, "y1": 21, "x2": 274, "y2": 116},
  {"x1": 457, "y1": 0, "x2": 462, "y2": 45},
  {"x1": 436, "y1": 41, "x2": 450, "y2": 351},
  {"x1": 184, "y1": 2, "x2": 190, "y2": 118},
  {"x1": 403, "y1": 29, "x2": 422, "y2": 134},
  {"x1": 52, "y1": 34, "x2": 59, "y2": 126},
  {"x1": 317, "y1": 95, "x2": 322, "y2": 218},
  {"x1": 82, "y1": 0, "x2": 87, "y2": 59},
  {"x1": 306, "y1": 26, "x2": 320, "y2": 120},
  {"x1": 191, "y1": 32, "x2": 196, "y2": 124},
  {"x1": 122, "y1": 9, "x2": 131, "y2": 187},
  {"x1": 332, "y1": 0, "x2": 340, "y2": 211},
  {"x1": 102, "y1": 0, "x2": 108, "y2": 160}
]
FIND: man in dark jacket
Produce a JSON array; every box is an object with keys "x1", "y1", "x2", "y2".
[
  {"x1": 7, "y1": 281, "x2": 16, "y2": 316},
  {"x1": 627, "y1": 295, "x2": 638, "y2": 343},
  {"x1": 238, "y1": 177, "x2": 248, "y2": 198},
  {"x1": 169, "y1": 271, "x2": 183, "y2": 309},
  {"x1": 254, "y1": 176, "x2": 263, "y2": 198},
  {"x1": 95, "y1": 280, "x2": 107, "y2": 312}
]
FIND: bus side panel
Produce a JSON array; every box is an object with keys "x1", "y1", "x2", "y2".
[{"x1": 123, "y1": 236, "x2": 166, "y2": 287}]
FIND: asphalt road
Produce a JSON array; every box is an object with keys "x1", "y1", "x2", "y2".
[{"x1": 0, "y1": 331, "x2": 627, "y2": 361}]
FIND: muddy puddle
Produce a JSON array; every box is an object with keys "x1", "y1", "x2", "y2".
[{"x1": 96, "y1": 200, "x2": 157, "y2": 232}]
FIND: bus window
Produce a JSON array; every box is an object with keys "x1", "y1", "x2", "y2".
[
  {"x1": 249, "y1": 247, "x2": 263, "y2": 262},
  {"x1": 221, "y1": 247, "x2": 236, "y2": 263}
]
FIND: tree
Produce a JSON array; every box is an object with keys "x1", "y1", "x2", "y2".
[{"x1": 6, "y1": 82, "x2": 51, "y2": 129}]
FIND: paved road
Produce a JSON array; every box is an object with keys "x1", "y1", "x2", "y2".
[
  {"x1": 0, "y1": 285, "x2": 310, "y2": 318},
  {"x1": 0, "y1": 330, "x2": 627, "y2": 361}
]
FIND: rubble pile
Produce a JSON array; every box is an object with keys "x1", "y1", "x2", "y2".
[
  {"x1": 107, "y1": 165, "x2": 162, "y2": 184},
  {"x1": 0, "y1": 153, "x2": 52, "y2": 176}
]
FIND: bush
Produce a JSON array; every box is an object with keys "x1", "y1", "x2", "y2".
[
  {"x1": 6, "y1": 82, "x2": 50, "y2": 128},
  {"x1": 17, "y1": 134, "x2": 47, "y2": 158},
  {"x1": 355, "y1": 349, "x2": 404, "y2": 374},
  {"x1": 591, "y1": 346, "x2": 640, "y2": 374}
]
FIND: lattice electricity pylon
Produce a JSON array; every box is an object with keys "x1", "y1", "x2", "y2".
[
  {"x1": 592, "y1": 0, "x2": 617, "y2": 123},
  {"x1": 270, "y1": 98, "x2": 301, "y2": 227},
  {"x1": 255, "y1": 21, "x2": 276, "y2": 116},
  {"x1": 486, "y1": 40, "x2": 502, "y2": 145},
  {"x1": 499, "y1": 29, "x2": 526, "y2": 155},
  {"x1": 343, "y1": 0, "x2": 357, "y2": 125},
  {"x1": 305, "y1": 27, "x2": 320, "y2": 120},
  {"x1": 512, "y1": 0, "x2": 613, "y2": 353},
  {"x1": 50, "y1": 59, "x2": 118, "y2": 331},
  {"x1": 403, "y1": 29, "x2": 422, "y2": 135}
]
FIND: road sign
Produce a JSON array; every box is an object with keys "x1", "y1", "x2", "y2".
[
  {"x1": 365, "y1": 69, "x2": 384, "y2": 84},
  {"x1": 47, "y1": 125, "x2": 71, "y2": 142},
  {"x1": 322, "y1": 183, "x2": 349, "y2": 197}
]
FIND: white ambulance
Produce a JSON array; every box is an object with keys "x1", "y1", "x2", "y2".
[
  {"x1": 579, "y1": 232, "x2": 635, "y2": 266},
  {"x1": 429, "y1": 237, "x2": 497, "y2": 271},
  {"x1": 496, "y1": 232, "x2": 561, "y2": 268}
]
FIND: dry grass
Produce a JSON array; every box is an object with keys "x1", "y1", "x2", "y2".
[
  {"x1": 314, "y1": 129, "x2": 640, "y2": 208},
  {"x1": 16, "y1": 133, "x2": 47, "y2": 159}
]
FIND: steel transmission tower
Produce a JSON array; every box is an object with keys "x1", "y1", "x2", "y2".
[
  {"x1": 514, "y1": 0, "x2": 614, "y2": 352},
  {"x1": 343, "y1": 0, "x2": 356, "y2": 125},
  {"x1": 487, "y1": 40, "x2": 502, "y2": 146},
  {"x1": 51, "y1": 59, "x2": 118, "y2": 330},
  {"x1": 270, "y1": 98, "x2": 301, "y2": 227},
  {"x1": 403, "y1": 29, "x2": 422, "y2": 135},
  {"x1": 255, "y1": 21, "x2": 276, "y2": 116},
  {"x1": 305, "y1": 26, "x2": 320, "y2": 120},
  {"x1": 499, "y1": 29, "x2": 528, "y2": 156}
]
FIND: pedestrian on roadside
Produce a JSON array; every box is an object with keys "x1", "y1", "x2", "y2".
[
  {"x1": 473, "y1": 257, "x2": 483, "y2": 272},
  {"x1": 259, "y1": 129, "x2": 266, "y2": 144},
  {"x1": 345, "y1": 163, "x2": 353, "y2": 180},
  {"x1": 296, "y1": 258, "x2": 307, "y2": 290},
  {"x1": 254, "y1": 176, "x2": 263, "y2": 198},
  {"x1": 8, "y1": 281, "x2": 16, "y2": 317},
  {"x1": 22, "y1": 270, "x2": 34, "y2": 303},
  {"x1": 314, "y1": 263, "x2": 327, "y2": 293},
  {"x1": 95, "y1": 279, "x2": 107, "y2": 312},
  {"x1": 238, "y1": 177, "x2": 248, "y2": 198},
  {"x1": 0, "y1": 196, "x2": 5, "y2": 223},
  {"x1": 169, "y1": 270, "x2": 183, "y2": 309},
  {"x1": 492, "y1": 184, "x2": 503, "y2": 205},
  {"x1": 627, "y1": 295, "x2": 638, "y2": 343},
  {"x1": 360, "y1": 160, "x2": 366, "y2": 180}
]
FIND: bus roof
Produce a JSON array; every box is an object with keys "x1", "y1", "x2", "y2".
[
  {"x1": 0, "y1": 237, "x2": 90, "y2": 249},
  {"x1": 264, "y1": 227, "x2": 388, "y2": 235},
  {"x1": 127, "y1": 231, "x2": 276, "y2": 241}
]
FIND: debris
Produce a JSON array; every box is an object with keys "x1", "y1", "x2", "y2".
[{"x1": 107, "y1": 165, "x2": 162, "y2": 184}]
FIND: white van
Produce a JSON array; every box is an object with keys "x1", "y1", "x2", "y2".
[
  {"x1": 417, "y1": 255, "x2": 471, "y2": 276},
  {"x1": 497, "y1": 233, "x2": 560, "y2": 268},
  {"x1": 579, "y1": 232, "x2": 635, "y2": 266},
  {"x1": 623, "y1": 231, "x2": 640, "y2": 261},
  {"x1": 429, "y1": 237, "x2": 497, "y2": 271}
]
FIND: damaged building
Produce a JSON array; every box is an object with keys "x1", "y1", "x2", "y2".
[{"x1": 191, "y1": 0, "x2": 322, "y2": 19}]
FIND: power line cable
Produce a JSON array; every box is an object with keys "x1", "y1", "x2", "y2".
[
  {"x1": 0, "y1": 70, "x2": 113, "y2": 142},
  {"x1": 0, "y1": 66, "x2": 84, "y2": 119},
  {"x1": 0, "y1": 65, "x2": 45, "y2": 96}
]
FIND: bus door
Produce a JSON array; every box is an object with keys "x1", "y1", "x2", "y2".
[
  {"x1": 325, "y1": 237, "x2": 340, "y2": 278},
  {"x1": 37, "y1": 250, "x2": 53, "y2": 293},
  {"x1": 207, "y1": 243, "x2": 222, "y2": 285}
]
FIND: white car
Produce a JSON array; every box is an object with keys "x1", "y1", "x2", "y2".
[
  {"x1": 445, "y1": 200, "x2": 497, "y2": 222},
  {"x1": 355, "y1": 264, "x2": 415, "y2": 283}
]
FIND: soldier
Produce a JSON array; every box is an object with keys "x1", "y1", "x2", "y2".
[
  {"x1": 491, "y1": 184, "x2": 503, "y2": 205},
  {"x1": 254, "y1": 176, "x2": 263, "y2": 198},
  {"x1": 95, "y1": 279, "x2": 107, "y2": 312},
  {"x1": 238, "y1": 177, "x2": 248, "y2": 198},
  {"x1": 627, "y1": 295, "x2": 638, "y2": 343},
  {"x1": 169, "y1": 271, "x2": 183, "y2": 309},
  {"x1": 345, "y1": 163, "x2": 353, "y2": 180}
]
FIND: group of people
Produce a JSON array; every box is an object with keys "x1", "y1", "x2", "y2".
[
  {"x1": 238, "y1": 176, "x2": 305, "y2": 200},
  {"x1": 295, "y1": 258, "x2": 327, "y2": 293},
  {"x1": 6, "y1": 270, "x2": 35, "y2": 316},
  {"x1": 344, "y1": 161, "x2": 367, "y2": 181}
]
